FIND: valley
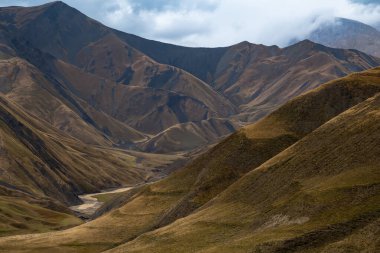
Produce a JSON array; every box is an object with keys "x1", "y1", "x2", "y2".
[
  {"x1": 70, "y1": 186, "x2": 134, "y2": 217},
  {"x1": 0, "y1": 1, "x2": 379, "y2": 253}
]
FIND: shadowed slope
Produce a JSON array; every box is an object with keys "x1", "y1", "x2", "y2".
[{"x1": 55, "y1": 57, "x2": 236, "y2": 135}]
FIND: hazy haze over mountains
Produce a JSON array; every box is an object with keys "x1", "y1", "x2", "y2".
[{"x1": 306, "y1": 17, "x2": 380, "y2": 57}]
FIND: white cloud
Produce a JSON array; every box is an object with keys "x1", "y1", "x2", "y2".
[{"x1": 1, "y1": 0, "x2": 380, "y2": 47}]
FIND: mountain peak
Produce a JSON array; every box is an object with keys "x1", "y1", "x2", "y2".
[
  {"x1": 39, "y1": 0, "x2": 77, "y2": 14},
  {"x1": 238, "y1": 40, "x2": 251, "y2": 45},
  {"x1": 40, "y1": 1, "x2": 68, "y2": 8},
  {"x1": 298, "y1": 39, "x2": 314, "y2": 45},
  {"x1": 287, "y1": 39, "x2": 319, "y2": 49}
]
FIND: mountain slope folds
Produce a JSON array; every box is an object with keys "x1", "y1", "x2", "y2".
[
  {"x1": 0, "y1": 67, "x2": 379, "y2": 253},
  {"x1": 114, "y1": 74, "x2": 380, "y2": 253},
  {"x1": 1, "y1": 2, "x2": 379, "y2": 153},
  {"x1": 0, "y1": 87, "x2": 179, "y2": 237}
]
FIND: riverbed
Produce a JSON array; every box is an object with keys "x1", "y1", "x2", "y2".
[{"x1": 69, "y1": 187, "x2": 133, "y2": 216}]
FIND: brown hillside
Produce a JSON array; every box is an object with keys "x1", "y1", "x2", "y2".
[
  {"x1": 0, "y1": 67, "x2": 378, "y2": 253},
  {"x1": 113, "y1": 77, "x2": 380, "y2": 253}
]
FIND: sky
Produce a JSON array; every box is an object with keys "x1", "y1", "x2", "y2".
[{"x1": 1, "y1": 0, "x2": 380, "y2": 47}]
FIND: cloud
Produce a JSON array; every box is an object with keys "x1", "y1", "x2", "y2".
[{"x1": 1, "y1": 0, "x2": 380, "y2": 47}]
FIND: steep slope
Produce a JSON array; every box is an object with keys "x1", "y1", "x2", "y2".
[
  {"x1": 0, "y1": 1, "x2": 108, "y2": 63},
  {"x1": 0, "y1": 2, "x2": 237, "y2": 151},
  {"x1": 0, "y1": 196, "x2": 82, "y2": 237},
  {"x1": 2, "y1": 2, "x2": 380, "y2": 153},
  {"x1": 0, "y1": 94, "x2": 158, "y2": 204},
  {"x1": 3, "y1": 37, "x2": 233, "y2": 151},
  {"x1": 0, "y1": 53, "x2": 149, "y2": 145},
  {"x1": 114, "y1": 81, "x2": 380, "y2": 253},
  {"x1": 121, "y1": 34, "x2": 380, "y2": 122},
  {"x1": 141, "y1": 66, "x2": 380, "y2": 227},
  {"x1": 68, "y1": 33, "x2": 236, "y2": 120},
  {"x1": 2, "y1": 3, "x2": 379, "y2": 116},
  {"x1": 116, "y1": 31, "x2": 230, "y2": 84},
  {"x1": 0, "y1": 2, "x2": 236, "y2": 119},
  {"x1": 307, "y1": 18, "x2": 380, "y2": 57},
  {"x1": 0, "y1": 68, "x2": 378, "y2": 253},
  {"x1": 54, "y1": 57, "x2": 236, "y2": 135},
  {"x1": 0, "y1": 90, "x2": 180, "y2": 237},
  {"x1": 0, "y1": 56, "x2": 109, "y2": 145},
  {"x1": 216, "y1": 40, "x2": 379, "y2": 121}
]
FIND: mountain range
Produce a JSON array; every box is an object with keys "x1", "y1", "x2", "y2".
[
  {"x1": 1, "y1": 2, "x2": 379, "y2": 154},
  {"x1": 0, "y1": 57, "x2": 379, "y2": 253},
  {"x1": 0, "y1": 1, "x2": 379, "y2": 253}
]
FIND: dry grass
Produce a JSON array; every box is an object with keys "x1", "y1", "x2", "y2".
[
  {"x1": 108, "y1": 84, "x2": 380, "y2": 253},
  {"x1": 0, "y1": 68, "x2": 379, "y2": 252}
]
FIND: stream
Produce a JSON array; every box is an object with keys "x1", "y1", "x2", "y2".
[{"x1": 69, "y1": 187, "x2": 133, "y2": 216}]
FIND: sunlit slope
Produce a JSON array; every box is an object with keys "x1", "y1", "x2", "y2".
[
  {"x1": 0, "y1": 197, "x2": 82, "y2": 237},
  {"x1": 107, "y1": 72, "x2": 380, "y2": 253}
]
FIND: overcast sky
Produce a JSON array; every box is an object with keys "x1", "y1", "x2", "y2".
[{"x1": 1, "y1": 0, "x2": 380, "y2": 47}]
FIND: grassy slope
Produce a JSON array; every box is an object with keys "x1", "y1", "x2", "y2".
[
  {"x1": 113, "y1": 92, "x2": 380, "y2": 253},
  {"x1": 0, "y1": 95, "x2": 142, "y2": 202},
  {"x1": 0, "y1": 197, "x2": 82, "y2": 237},
  {"x1": 0, "y1": 69, "x2": 378, "y2": 252},
  {"x1": 0, "y1": 56, "x2": 148, "y2": 146},
  {"x1": 0, "y1": 57, "x2": 112, "y2": 146}
]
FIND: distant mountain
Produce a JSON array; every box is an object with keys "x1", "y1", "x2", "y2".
[
  {"x1": 307, "y1": 17, "x2": 380, "y2": 57},
  {"x1": 375, "y1": 22, "x2": 380, "y2": 31},
  {"x1": 124, "y1": 36, "x2": 379, "y2": 121}
]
